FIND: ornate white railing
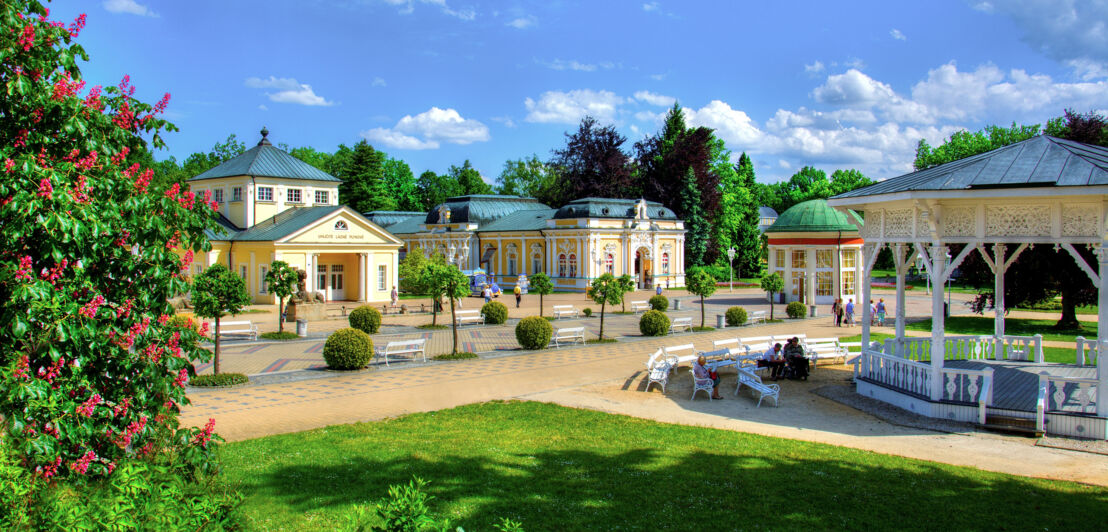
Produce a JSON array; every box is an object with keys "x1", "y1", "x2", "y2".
[
  {"x1": 1040, "y1": 374, "x2": 1099, "y2": 415},
  {"x1": 885, "y1": 335, "x2": 1042, "y2": 363},
  {"x1": 1075, "y1": 336, "x2": 1103, "y2": 366},
  {"x1": 883, "y1": 337, "x2": 930, "y2": 361},
  {"x1": 944, "y1": 335, "x2": 997, "y2": 361},
  {"x1": 997, "y1": 335, "x2": 1043, "y2": 363},
  {"x1": 857, "y1": 349, "x2": 932, "y2": 398},
  {"x1": 941, "y1": 367, "x2": 994, "y2": 424}
]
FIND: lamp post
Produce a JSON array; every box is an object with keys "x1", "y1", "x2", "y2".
[{"x1": 727, "y1": 247, "x2": 736, "y2": 293}]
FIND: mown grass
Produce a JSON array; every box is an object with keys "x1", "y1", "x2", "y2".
[
  {"x1": 905, "y1": 316, "x2": 1095, "y2": 343},
  {"x1": 221, "y1": 401, "x2": 1107, "y2": 531}
]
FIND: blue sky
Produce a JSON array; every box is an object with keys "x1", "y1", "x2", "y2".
[{"x1": 51, "y1": 0, "x2": 1108, "y2": 183}]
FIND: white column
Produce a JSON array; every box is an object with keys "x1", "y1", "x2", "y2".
[
  {"x1": 893, "y1": 244, "x2": 907, "y2": 340},
  {"x1": 358, "y1": 253, "x2": 367, "y2": 302},
  {"x1": 249, "y1": 252, "x2": 256, "y2": 295},
  {"x1": 306, "y1": 253, "x2": 317, "y2": 293},
  {"x1": 861, "y1": 244, "x2": 874, "y2": 349},
  {"x1": 930, "y1": 244, "x2": 948, "y2": 401},
  {"x1": 1097, "y1": 245, "x2": 1108, "y2": 418},
  {"x1": 805, "y1": 248, "x2": 816, "y2": 307},
  {"x1": 245, "y1": 183, "x2": 255, "y2": 227},
  {"x1": 994, "y1": 244, "x2": 1006, "y2": 338}
]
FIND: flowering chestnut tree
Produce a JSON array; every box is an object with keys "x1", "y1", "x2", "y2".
[{"x1": 0, "y1": 1, "x2": 222, "y2": 480}]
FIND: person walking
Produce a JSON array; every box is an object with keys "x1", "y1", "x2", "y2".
[
  {"x1": 845, "y1": 298, "x2": 855, "y2": 326},
  {"x1": 831, "y1": 298, "x2": 843, "y2": 327},
  {"x1": 513, "y1": 284, "x2": 522, "y2": 308},
  {"x1": 876, "y1": 298, "x2": 887, "y2": 326},
  {"x1": 483, "y1": 285, "x2": 492, "y2": 304},
  {"x1": 390, "y1": 285, "x2": 399, "y2": 308}
]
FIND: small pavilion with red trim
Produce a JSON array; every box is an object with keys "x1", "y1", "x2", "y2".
[{"x1": 765, "y1": 199, "x2": 864, "y2": 309}]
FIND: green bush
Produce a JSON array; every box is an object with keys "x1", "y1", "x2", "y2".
[
  {"x1": 481, "y1": 301, "x2": 509, "y2": 324},
  {"x1": 260, "y1": 331, "x2": 298, "y2": 340},
  {"x1": 639, "y1": 310, "x2": 671, "y2": 336},
  {"x1": 582, "y1": 307, "x2": 593, "y2": 317},
  {"x1": 433, "y1": 352, "x2": 479, "y2": 360},
  {"x1": 786, "y1": 301, "x2": 807, "y2": 319},
  {"x1": 189, "y1": 373, "x2": 249, "y2": 387},
  {"x1": 515, "y1": 316, "x2": 553, "y2": 350},
  {"x1": 323, "y1": 328, "x2": 374, "y2": 370},
  {"x1": 648, "y1": 294, "x2": 669, "y2": 311},
  {"x1": 725, "y1": 306, "x2": 748, "y2": 327},
  {"x1": 348, "y1": 305, "x2": 382, "y2": 334}
]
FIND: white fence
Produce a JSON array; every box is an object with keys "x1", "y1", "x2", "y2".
[
  {"x1": 1037, "y1": 375, "x2": 1100, "y2": 433},
  {"x1": 883, "y1": 335, "x2": 1042, "y2": 363},
  {"x1": 1075, "y1": 337, "x2": 1103, "y2": 366},
  {"x1": 856, "y1": 349, "x2": 933, "y2": 399},
  {"x1": 941, "y1": 367, "x2": 993, "y2": 425}
]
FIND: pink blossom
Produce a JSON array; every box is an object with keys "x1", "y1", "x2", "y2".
[
  {"x1": 17, "y1": 24, "x2": 34, "y2": 51},
  {"x1": 79, "y1": 294, "x2": 105, "y2": 318},
  {"x1": 153, "y1": 92, "x2": 170, "y2": 114},
  {"x1": 198, "y1": 321, "x2": 210, "y2": 337},
  {"x1": 14, "y1": 129, "x2": 28, "y2": 148},
  {"x1": 157, "y1": 314, "x2": 170, "y2": 325},
  {"x1": 134, "y1": 168, "x2": 153, "y2": 192},
  {"x1": 4, "y1": 158, "x2": 13, "y2": 172},
  {"x1": 193, "y1": 418, "x2": 216, "y2": 448},
  {"x1": 37, "y1": 177, "x2": 53, "y2": 199},
  {"x1": 41, "y1": 258, "x2": 67, "y2": 284},
  {"x1": 15, "y1": 255, "x2": 33, "y2": 281},
  {"x1": 75, "y1": 151, "x2": 97, "y2": 170},
  {"x1": 173, "y1": 368, "x2": 188, "y2": 388},
  {"x1": 76, "y1": 394, "x2": 101, "y2": 417},
  {"x1": 70, "y1": 451, "x2": 96, "y2": 475},
  {"x1": 112, "y1": 397, "x2": 131, "y2": 418},
  {"x1": 110, "y1": 147, "x2": 130, "y2": 166},
  {"x1": 165, "y1": 183, "x2": 180, "y2": 199},
  {"x1": 68, "y1": 13, "x2": 86, "y2": 38},
  {"x1": 84, "y1": 85, "x2": 103, "y2": 111},
  {"x1": 13, "y1": 355, "x2": 30, "y2": 380},
  {"x1": 181, "y1": 250, "x2": 194, "y2": 271},
  {"x1": 116, "y1": 230, "x2": 131, "y2": 248},
  {"x1": 70, "y1": 174, "x2": 91, "y2": 204},
  {"x1": 41, "y1": 457, "x2": 62, "y2": 479}
]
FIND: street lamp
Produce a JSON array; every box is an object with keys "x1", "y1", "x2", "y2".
[{"x1": 727, "y1": 247, "x2": 736, "y2": 293}]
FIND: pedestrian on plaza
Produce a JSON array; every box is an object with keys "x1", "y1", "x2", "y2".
[
  {"x1": 656, "y1": 284, "x2": 663, "y2": 295},
  {"x1": 845, "y1": 298, "x2": 855, "y2": 326},
  {"x1": 831, "y1": 298, "x2": 843, "y2": 327},
  {"x1": 390, "y1": 285, "x2": 399, "y2": 307},
  {"x1": 483, "y1": 285, "x2": 492, "y2": 304},
  {"x1": 513, "y1": 284, "x2": 522, "y2": 308},
  {"x1": 870, "y1": 299, "x2": 877, "y2": 326},
  {"x1": 876, "y1": 298, "x2": 887, "y2": 326}
]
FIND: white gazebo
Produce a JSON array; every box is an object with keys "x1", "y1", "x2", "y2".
[{"x1": 828, "y1": 135, "x2": 1107, "y2": 439}]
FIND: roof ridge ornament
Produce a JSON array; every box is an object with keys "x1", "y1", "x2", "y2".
[{"x1": 258, "y1": 126, "x2": 271, "y2": 146}]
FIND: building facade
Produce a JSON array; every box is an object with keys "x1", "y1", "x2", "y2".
[
  {"x1": 369, "y1": 196, "x2": 687, "y2": 291},
  {"x1": 186, "y1": 129, "x2": 402, "y2": 304},
  {"x1": 765, "y1": 199, "x2": 862, "y2": 306}
]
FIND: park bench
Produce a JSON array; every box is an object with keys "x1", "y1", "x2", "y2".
[
  {"x1": 645, "y1": 348, "x2": 678, "y2": 393},
  {"x1": 690, "y1": 365, "x2": 717, "y2": 401},
  {"x1": 669, "y1": 317, "x2": 692, "y2": 333},
  {"x1": 839, "y1": 341, "x2": 863, "y2": 365},
  {"x1": 216, "y1": 320, "x2": 258, "y2": 341},
  {"x1": 712, "y1": 338, "x2": 743, "y2": 357},
  {"x1": 552, "y1": 327, "x2": 586, "y2": 347},
  {"x1": 454, "y1": 309, "x2": 485, "y2": 326},
  {"x1": 740, "y1": 336, "x2": 774, "y2": 349},
  {"x1": 804, "y1": 337, "x2": 847, "y2": 368},
  {"x1": 747, "y1": 310, "x2": 767, "y2": 324},
  {"x1": 735, "y1": 366, "x2": 780, "y2": 407},
  {"x1": 664, "y1": 343, "x2": 698, "y2": 368},
  {"x1": 375, "y1": 339, "x2": 427, "y2": 367},
  {"x1": 630, "y1": 301, "x2": 650, "y2": 313},
  {"x1": 552, "y1": 305, "x2": 579, "y2": 319}
]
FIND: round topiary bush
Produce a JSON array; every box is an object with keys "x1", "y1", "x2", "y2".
[
  {"x1": 648, "y1": 294, "x2": 668, "y2": 311},
  {"x1": 349, "y1": 305, "x2": 382, "y2": 334},
  {"x1": 323, "y1": 328, "x2": 374, "y2": 370},
  {"x1": 481, "y1": 301, "x2": 509, "y2": 324},
  {"x1": 725, "y1": 306, "x2": 748, "y2": 327},
  {"x1": 515, "y1": 316, "x2": 554, "y2": 350},
  {"x1": 786, "y1": 301, "x2": 807, "y2": 319},
  {"x1": 639, "y1": 310, "x2": 671, "y2": 336},
  {"x1": 582, "y1": 307, "x2": 593, "y2": 317}
]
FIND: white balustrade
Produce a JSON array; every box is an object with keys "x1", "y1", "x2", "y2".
[
  {"x1": 1075, "y1": 336, "x2": 1102, "y2": 366},
  {"x1": 858, "y1": 349, "x2": 933, "y2": 398},
  {"x1": 1039, "y1": 374, "x2": 1099, "y2": 415},
  {"x1": 941, "y1": 367, "x2": 994, "y2": 425},
  {"x1": 998, "y1": 334, "x2": 1043, "y2": 362},
  {"x1": 945, "y1": 335, "x2": 996, "y2": 361}
]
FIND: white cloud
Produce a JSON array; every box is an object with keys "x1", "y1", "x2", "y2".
[
  {"x1": 642, "y1": 2, "x2": 660, "y2": 11},
  {"x1": 684, "y1": 100, "x2": 764, "y2": 146},
  {"x1": 507, "y1": 15, "x2": 536, "y2": 29},
  {"x1": 649, "y1": 72, "x2": 668, "y2": 81},
  {"x1": 258, "y1": 104, "x2": 268, "y2": 111},
  {"x1": 890, "y1": 28, "x2": 906, "y2": 41},
  {"x1": 812, "y1": 69, "x2": 897, "y2": 107},
  {"x1": 103, "y1": 0, "x2": 157, "y2": 17},
  {"x1": 362, "y1": 107, "x2": 490, "y2": 150},
  {"x1": 524, "y1": 89, "x2": 624, "y2": 124},
  {"x1": 804, "y1": 61, "x2": 825, "y2": 75},
  {"x1": 245, "y1": 76, "x2": 334, "y2": 106},
  {"x1": 633, "y1": 90, "x2": 676, "y2": 107},
  {"x1": 977, "y1": 0, "x2": 1108, "y2": 79},
  {"x1": 381, "y1": 0, "x2": 475, "y2": 20},
  {"x1": 490, "y1": 116, "x2": 517, "y2": 128},
  {"x1": 372, "y1": 77, "x2": 387, "y2": 87},
  {"x1": 541, "y1": 59, "x2": 615, "y2": 72}
]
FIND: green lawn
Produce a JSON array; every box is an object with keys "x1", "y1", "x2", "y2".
[
  {"x1": 839, "y1": 332, "x2": 1080, "y2": 364},
  {"x1": 906, "y1": 316, "x2": 1095, "y2": 342},
  {"x1": 221, "y1": 401, "x2": 1106, "y2": 531}
]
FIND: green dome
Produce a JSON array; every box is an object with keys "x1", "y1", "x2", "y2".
[{"x1": 766, "y1": 199, "x2": 861, "y2": 233}]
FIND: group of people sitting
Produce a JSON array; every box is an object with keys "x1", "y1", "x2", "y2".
[{"x1": 691, "y1": 337, "x2": 811, "y2": 399}]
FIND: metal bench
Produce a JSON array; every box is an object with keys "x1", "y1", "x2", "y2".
[
  {"x1": 216, "y1": 320, "x2": 258, "y2": 341},
  {"x1": 669, "y1": 317, "x2": 692, "y2": 333},
  {"x1": 454, "y1": 309, "x2": 485, "y2": 326},
  {"x1": 690, "y1": 365, "x2": 716, "y2": 401},
  {"x1": 630, "y1": 301, "x2": 650, "y2": 313},
  {"x1": 664, "y1": 343, "x2": 697, "y2": 368},
  {"x1": 746, "y1": 310, "x2": 767, "y2": 324},
  {"x1": 735, "y1": 366, "x2": 780, "y2": 407},
  {"x1": 375, "y1": 339, "x2": 427, "y2": 367},
  {"x1": 804, "y1": 337, "x2": 847, "y2": 368},
  {"x1": 552, "y1": 305, "x2": 579, "y2": 319},
  {"x1": 712, "y1": 338, "x2": 743, "y2": 357},
  {"x1": 645, "y1": 348, "x2": 678, "y2": 393},
  {"x1": 552, "y1": 327, "x2": 585, "y2": 347}
]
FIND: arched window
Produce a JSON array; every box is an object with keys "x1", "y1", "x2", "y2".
[
  {"x1": 334, "y1": 220, "x2": 348, "y2": 231},
  {"x1": 558, "y1": 254, "x2": 567, "y2": 277},
  {"x1": 661, "y1": 252, "x2": 670, "y2": 274},
  {"x1": 507, "y1": 253, "x2": 517, "y2": 276},
  {"x1": 605, "y1": 253, "x2": 614, "y2": 274},
  {"x1": 568, "y1": 254, "x2": 578, "y2": 278},
  {"x1": 532, "y1": 253, "x2": 543, "y2": 274}
]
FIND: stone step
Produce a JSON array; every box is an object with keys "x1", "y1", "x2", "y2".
[{"x1": 979, "y1": 414, "x2": 1043, "y2": 437}]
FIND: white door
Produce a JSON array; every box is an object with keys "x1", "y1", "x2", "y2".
[
  {"x1": 317, "y1": 264, "x2": 327, "y2": 300},
  {"x1": 329, "y1": 264, "x2": 345, "y2": 300}
]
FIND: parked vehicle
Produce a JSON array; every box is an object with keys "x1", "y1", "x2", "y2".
[{"x1": 463, "y1": 269, "x2": 502, "y2": 297}]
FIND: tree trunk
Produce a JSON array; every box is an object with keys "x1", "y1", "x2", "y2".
[
  {"x1": 599, "y1": 302, "x2": 605, "y2": 340},
  {"x1": 769, "y1": 294, "x2": 775, "y2": 320},
  {"x1": 539, "y1": 294, "x2": 544, "y2": 317},
  {"x1": 214, "y1": 316, "x2": 221, "y2": 375},
  {"x1": 1057, "y1": 287, "x2": 1080, "y2": 330},
  {"x1": 277, "y1": 297, "x2": 285, "y2": 333},
  {"x1": 700, "y1": 295, "x2": 705, "y2": 328},
  {"x1": 450, "y1": 296, "x2": 458, "y2": 354},
  {"x1": 431, "y1": 296, "x2": 438, "y2": 326}
]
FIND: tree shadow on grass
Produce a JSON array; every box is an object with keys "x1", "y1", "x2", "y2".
[{"x1": 235, "y1": 440, "x2": 1108, "y2": 531}]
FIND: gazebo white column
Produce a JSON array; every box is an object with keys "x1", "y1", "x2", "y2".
[
  {"x1": 892, "y1": 243, "x2": 910, "y2": 339},
  {"x1": 358, "y1": 253, "x2": 367, "y2": 302},
  {"x1": 1098, "y1": 245, "x2": 1108, "y2": 417},
  {"x1": 921, "y1": 244, "x2": 947, "y2": 400},
  {"x1": 860, "y1": 243, "x2": 878, "y2": 348}
]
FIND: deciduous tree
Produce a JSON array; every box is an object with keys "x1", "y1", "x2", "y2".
[
  {"x1": 420, "y1": 263, "x2": 471, "y2": 353},
  {"x1": 685, "y1": 268, "x2": 718, "y2": 328},
  {"x1": 588, "y1": 274, "x2": 624, "y2": 340},
  {"x1": 529, "y1": 272, "x2": 554, "y2": 317},
  {"x1": 264, "y1": 261, "x2": 299, "y2": 333},
  {"x1": 192, "y1": 265, "x2": 251, "y2": 374},
  {"x1": 761, "y1": 272, "x2": 785, "y2": 320},
  {"x1": 548, "y1": 116, "x2": 634, "y2": 205}
]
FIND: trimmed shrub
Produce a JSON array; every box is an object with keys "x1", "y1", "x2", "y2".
[
  {"x1": 582, "y1": 307, "x2": 593, "y2": 317},
  {"x1": 648, "y1": 294, "x2": 668, "y2": 311},
  {"x1": 515, "y1": 316, "x2": 553, "y2": 350},
  {"x1": 725, "y1": 306, "x2": 748, "y2": 327},
  {"x1": 323, "y1": 328, "x2": 374, "y2": 370},
  {"x1": 481, "y1": 301, "x2": 509, "y2": 324},
  {"x1": 786, "y1": 301, "x2": 807, "y2": 319},
  {"x1": 433, "y1": 352, "x2": 479, "y2": 360},
  {"x1": 349, "y1": 305, "x2": 383, "y2": 334},
  {"x1": 639, "y1": 310, "x2": 671, "y2": 336},
  {"x1": 189, "y1": 373, "x2": 249, "y2": 387},
  {"x1": 260, "y1": 331, "x2": 298, "y2": 340}
]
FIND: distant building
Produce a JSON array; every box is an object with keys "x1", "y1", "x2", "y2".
[
  {"x1": 368, "y1": 196, "x2": 687, "y2": 291},
  {"x1": 765, "y1": 199, "x2": 862, "y2": 305},
  {"x1": 757, "y1": 206, "x2": 778, "y2": 232}
]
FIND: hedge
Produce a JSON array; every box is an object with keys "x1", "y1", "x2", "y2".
[
  {"x1": 786, "y1": 301, "x2": 807, "y2": 319},
  {"x1": 323, "y1": 328, "x2": 374, "y2": 370},
  {"x1": 481, "y1": 301, "x2": 509, "y2": 324},
  {"x1": 515, "y1": 316, "x2": 553, "y2": 350},
  {"x1": 349, "y1": 305, "x2": 383, "y2": 334},
  {"x1": 639, "y1": 310, "x2": 670, "y2": 336},
  {"x1": 648, "y1": 294, "x2": 668, "y2": 311},
  {"x1": 725, "y1": 306, "x2": 747, "y2": 327}
]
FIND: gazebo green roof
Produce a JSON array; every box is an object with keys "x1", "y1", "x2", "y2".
[
  {"x1": 766, "y1": 199, "x2": 861, "y2": 233},
  {"x1": 189, "y1": 128, "x2": 341, "y2": 183}
]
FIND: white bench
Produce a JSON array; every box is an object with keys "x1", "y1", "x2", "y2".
[
  {"x1": 630, "y1": 301, "x2": 650, "y2": 313},
  {"x1": 216, "y1": 320, "x2": 258, "y2": 341},
  {"x1": 645, "y1": 348, "x2": 678, "y2": 393},
  {"x1": 747, "y1": 310, "x2": 767, "y2": 324},
  {"x1": 375, "y1": 339, "x2": 427, "y2": 367},
  {"x1": 804, "y1": 337, "x2": 847, "y2": 368},
  {"x1": 690, "y1": 365, "x2": 716, "y2": 401},
  {"x1": 454, "y1": 309, "x2": 485, "y2": 326},
  {"x1": 664, "y1": 343, "x2": 698, "y2": 368},
  {"x1": 552, "y1": 305, "x2": 579, "y2": 319},
  {"x1": 740, "y1": 336, "x2": 774, "y2": 349},
  {"x1": 669, "y1": 317, "x2": 692, "y2": 333},
  {"x1": 712, "y1": 338, "x2": 743, "y2": 357},
  {"x1": 552, "y1": 327, "x2": 585, "y2": 347},
  {"x1": 839, "y1": 342, "x2": 863, "y2": 364},
  {"x1": 735, "y1": 366, "x2": 780, "y2": 407}
]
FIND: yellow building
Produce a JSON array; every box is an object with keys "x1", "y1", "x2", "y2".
[
  {"x1": 368, "y1": 196, "x2": 687, "y2": 291},
  {"x1": 187, "y1": 129, "x2": 402, "y2": 304}
]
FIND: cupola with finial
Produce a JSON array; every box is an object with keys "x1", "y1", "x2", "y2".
[{"x1": 258, "y1": 126, "x2": 271, "y2": 146}]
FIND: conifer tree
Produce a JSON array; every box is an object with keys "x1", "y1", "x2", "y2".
[{"x1": 679, "y1": 167, "x2": 709, "y2": 267}]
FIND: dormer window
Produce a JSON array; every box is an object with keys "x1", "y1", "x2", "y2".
[
  {"x1": 315, "y1": 190, "x2": 329, "y2": 204},
  {"x1": 287, "y1": 189, "x2": 302, "y2": 204},
  {"x1": 334, "y1": 220, "x2": 349, "y2": 231},
  {"x1": 257, "y1": 186, "x2": 274, "y2": 202}
]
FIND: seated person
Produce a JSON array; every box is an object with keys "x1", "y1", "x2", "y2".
[
  {"x1": 694, "y1": 355, "x2": 723, "y2": 399},
  {"x1": 783, "y1": 337, "x2": 805, "y2": 359},
  {"x1": 760, "y1": 343, "x2": 786, "y2": 380}
]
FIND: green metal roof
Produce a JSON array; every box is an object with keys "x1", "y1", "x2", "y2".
[
  {"x1": 204, "y1": 212, "x2": 243, "y2": 240},
  {"x1": 766, "y1": 199, "x2": 861, "y2": 233},
  {"x1": 553, "y1": 197, "x2": 677, "y2": 220},
  {"x1": 425, "y1": 195, "x2": 551, "y2": 227},
  {"x1": 364, "y1": 211, "x2": 425, "y2": 227},
  {"x1": 189, "y1": 129, "x2": 341, "y2": 183},
  {"x1": 211, "y1": 206, "x2": 344, "y2": 241},
  {"x1": 478, "y1": 208, "x2": 558, "y2": 232}
]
